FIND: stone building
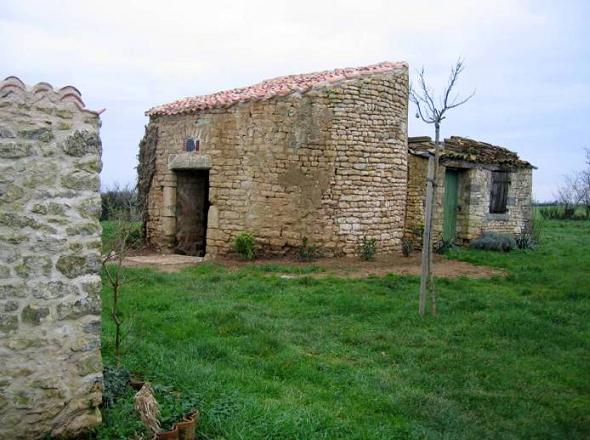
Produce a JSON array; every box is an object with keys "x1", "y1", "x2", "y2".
[
  {"x1": 139, "y1": 62, "x2": 534, "y2": 258},
  {"x1": 139, "y1": 62, "x2": 410, "y2": 257},
  {"x1": 0, "y1": 77, "x2": 103, "y2": 438},
  {"x1": 405, "y1": 136, "x2": 534, "y2": 245}
]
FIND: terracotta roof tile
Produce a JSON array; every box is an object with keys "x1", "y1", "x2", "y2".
[
  {"x1": 0, "y1": 76, "x2": 104, "y2": 115},
  {"x1": 146, "y1": 61, "x2": 407, "y2": 116}
]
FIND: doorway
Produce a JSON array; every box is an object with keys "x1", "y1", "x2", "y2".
[
  {"x1": 175, "y1": 170, "x2": 209, "y2": 256},
  {"x1": 443, "y1": 169, "x2": 459, "y2": 242}
]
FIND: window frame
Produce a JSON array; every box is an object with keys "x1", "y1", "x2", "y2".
[{"x1": 489, "y1": 171, "x2": 511, "y2": 214}]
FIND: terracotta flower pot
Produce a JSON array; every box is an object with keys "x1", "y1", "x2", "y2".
[
  {"x1": 155, "y1": 425, "x2": 179, "y2": 440},
  {"x1": 177, "y1": 410, "x2": 199, "y2": 440}
]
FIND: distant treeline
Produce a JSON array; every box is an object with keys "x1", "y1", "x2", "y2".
[
  {"x1": 534, "y1": 203, "x2": 589, "y2": 220},
  {"x1": 101, "y1": 183, "x2": 141, "y2": 221}
]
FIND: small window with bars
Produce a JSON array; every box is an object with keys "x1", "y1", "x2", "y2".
[{"x1": 489, "y1": 171, "x2": 511, "y2": 214}]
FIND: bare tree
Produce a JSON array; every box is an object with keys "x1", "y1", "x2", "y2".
[
  {"x1": 410, "y1": 59, "x2": 475, "y2": 315},
  {"x1": 555, "y1": 148, "x2": 590, "y2": 218},
  {"x1": 102, "y1": 208, "x2": 137, "y2": 365},
  {"x1": 555, "y1": 175, "x2": 579, "y2": 217}
]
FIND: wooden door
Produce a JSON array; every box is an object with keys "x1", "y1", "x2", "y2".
[{"x1": 443, "y1": 169, "x2": 459, "y2": 242}]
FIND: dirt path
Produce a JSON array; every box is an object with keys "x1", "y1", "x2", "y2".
[
  {"x1": 122, "y1": 254, "x2": 203, "y2": 272},
  {"x1": 123, "y1": 253, "x2": 503, "y2": 278}
]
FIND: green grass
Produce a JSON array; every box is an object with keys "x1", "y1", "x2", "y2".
[
  {"x1": 101, "y1": 220, "x2": 143, "y2": 250},
  {"x1": 95, "y1": 220, "x2": 590, "y2": 439}
]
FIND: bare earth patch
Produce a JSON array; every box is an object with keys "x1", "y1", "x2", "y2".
[
  {"x1": 123, "y1": 252, "x2": 503, "y2": 278},
  {"x1": 123, "y1": 254, "x2": 203, "y2": 272}
]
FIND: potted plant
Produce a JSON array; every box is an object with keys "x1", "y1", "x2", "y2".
[
  {"x1": 155, "y1": 425, "x2": 179, "y2": 440},
  {"x1": 175, "y1": 410, "x2": 199, "y2": 440},
  {"x1": 157, "y1": 387, "x2": 201, "y2": 440}
]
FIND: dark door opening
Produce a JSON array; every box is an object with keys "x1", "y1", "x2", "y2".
[{"x1": 175, "y1": 170, "x2": 209, "y2": 256}]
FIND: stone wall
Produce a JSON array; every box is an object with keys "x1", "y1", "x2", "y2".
[
  {"x1": 464, "y1": 167, "x2": 533, "y2": 238},
  {"x1": 405, "y1": 153, "x2": 533, "y2": 245},
  {"x1": 143, "y1": 69, "x2": 408, "y2": 257},
  {"x1": 0, "y1": 77, "x2": 103, "y2": 439}
]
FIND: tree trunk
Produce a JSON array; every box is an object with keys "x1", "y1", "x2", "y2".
[
  {"x1": 419, "y1": 122, "x2": 441, "y2": 316},
  {"x1": 430, "y1": 122, "x2": 442, "y2": 315},
  {"x1": 419, "y1": 156, "x2": 435, "y2": 315}
]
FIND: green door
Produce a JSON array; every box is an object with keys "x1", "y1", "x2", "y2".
[{"x1": 443, "y1": 169, "x2": 459, "y2": 242}]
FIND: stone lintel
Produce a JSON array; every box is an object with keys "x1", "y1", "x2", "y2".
[{"x1": 168, "y1": 153, "x2": 211, "y2": 170}]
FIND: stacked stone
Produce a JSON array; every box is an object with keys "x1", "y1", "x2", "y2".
[
  {"x1": 465, "y1": 167, "x2": 533, "y2": 237},
  {"x1": 405, "y1": 138, "x2": 533, "y2": 244},
  {"x1": 327, "y1": 72, "x2": 408, "y2": 255},
  {"x1": 142, "y1": 66, "x2": 409, "y2": 257},
  {"x1": 0, "y1": 77, "x2": 103, "y2": 438}
]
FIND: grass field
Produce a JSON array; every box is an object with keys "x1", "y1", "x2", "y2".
[{"x1": 95, "y1": 220, "x2": 590, "y2": 439}]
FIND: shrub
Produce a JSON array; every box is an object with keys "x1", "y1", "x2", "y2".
[
  {"x1": 516, "y1": 215, "x2": 544, "y2": 249},
  {"x1": 234, "y1": 232, "x2": 255, "y2": 260},
  {"x1": 358, "y1": 237, "x2": 378, "y2": 261},
  {"x1": 434, "y1": 238, "x2": 455, "y2": 254},
  {"x1": 101, "y1": 183, "x2": 140, "y2": 221},
  {"x1": 515, "y1": 232, "x2": 534, "y2": 250},
  {"x1": 298, "y1": 237, "x2": 319, "y2": 262},
  {"x1": 401, "y1": 238, "x2": 413, "y2": 257},
  {"x1": 103, "y1": 364, "x2": 131, "y2": 408},
  {"x1": 470, "y1": 232, "x2": 516, "y2": 252}
]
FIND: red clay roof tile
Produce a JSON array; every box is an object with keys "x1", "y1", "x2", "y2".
[{"x1": 146, "y1": 61, "x2": 407, "y2": 116}]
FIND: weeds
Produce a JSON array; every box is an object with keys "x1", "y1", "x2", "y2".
[
  {"x1": 401, "y1": 238, "x2": 414, "y2": 257},
  {"x1": 297, "y1": 237, "x2": 320, "y2": 262},
  {"x1": 358, "y1": 237, "x2": 378, "y2": 261},
  {"x1": 234, "y1": 232, "x2": 256, "y2": 260}
]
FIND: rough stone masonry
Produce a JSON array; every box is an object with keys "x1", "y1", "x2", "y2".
[
  {"x1": 141, "y1": 62, "x2": 409, "y2": 257},
  {"x1": 0, "y1": 77, "x2": 103, "y2": 439}
]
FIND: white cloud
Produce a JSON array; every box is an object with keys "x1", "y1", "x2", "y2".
[{"x1": 1, "y1": 0, "x2": 589, "y2": 199}]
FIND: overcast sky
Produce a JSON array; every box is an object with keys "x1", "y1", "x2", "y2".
[{"x1": 2, "y1": 0, "x2": 589, "y2": 200}]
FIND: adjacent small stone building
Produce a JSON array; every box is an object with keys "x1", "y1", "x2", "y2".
[
  {"x1": 405, "y1": 136, "x2": 534, "y2": 245},
  {"x1": 140, "y1": 62, "x2": 410, "y2": 257},
  {"x1": 139, "y1": 62, "x2": 534, "y2": 257}
]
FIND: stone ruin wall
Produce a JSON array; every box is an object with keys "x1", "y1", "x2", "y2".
[
  {"x1": 466, "y1": 167, "x2": 533, "y2": 237},
  {"x1": 405, "y1": 154, "x2": 533, "y2": 245},
  {"x1": 143, "y1": 68, "x2": 409, "y2": 257},
  {"x1": 0, "y1": 77, "x2": 103, "y2": 439}
]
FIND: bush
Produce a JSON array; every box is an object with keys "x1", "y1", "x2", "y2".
[
  {"x1": 434, "y1": 238, "x2": 455, "y2": 254},
  {"x1": 358, "y1": 237, "x2": 378, "y2": 261},
  {"x1": 516, "y1": 215, "x2": 544, "y2": 249},
  {"x1": 401, "y1": 238, "x2": 413, "y2": 257},
  {"x1": 298, "y1": 237, "x2": 319, "y2": 262},
  {"x1": 234, "y1": 232, "x2": 255, "y2": 260},
  {"x1": 470, "y1": 232, "x2": 516, "y2": 252},
  {"x1": 101, "y1": 183, "x2": 140, "y2": 221},
  {"x1": 102, "y1": 364, "x2": 131, "y2": 408}
]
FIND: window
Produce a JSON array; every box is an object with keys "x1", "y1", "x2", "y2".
[
  {"x1": 185, "y1": 138, "x2": 195, "y2": 152},
  {"x1": 184, "y1": 138, "x2": 200, "y2": 152},
  {"x1": 489, "y1": 171, "x2": 511, "y2": 213}
]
